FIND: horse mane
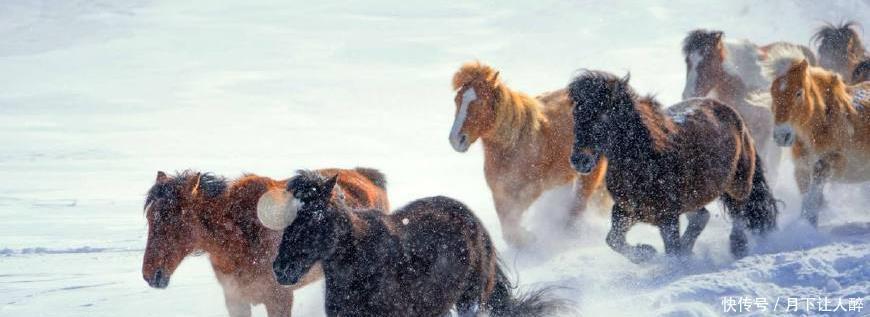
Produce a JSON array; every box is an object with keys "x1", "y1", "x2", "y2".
[
  {"x1": 682, "y1": 29, "x2": 723, "y2": 56},
  {"x1": 145, "y1": 170, "x2": 227, "y2": 209},
  {"x1": 812, "y1": 21, "x2": 866, "y2": 62},
  {"x1": 762, "y1": 45, "x2": 813, "y2": 79},
  {"x1": 452, "y1": 61, "x2": 547, "y2": 146},
  {"x1": 568, "y1": 70, "x2": 674, "y2": 153}
]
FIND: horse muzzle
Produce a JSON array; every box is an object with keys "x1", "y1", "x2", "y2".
[
  {"x1": 570, "y1": 151, "x2": 600, "y2": 175},
  {"x1": 145, "y1": 268, "x2": 170, "y2": 289},
  {"x1": 773, "y1": 124, "x2": 796, "y2": 147},
  {"x1": 273, "y1": 261, "x2": 305, "y2": 286},
  {"x1": 449, "y1": 133, "x2": 471, "y2": 153}
]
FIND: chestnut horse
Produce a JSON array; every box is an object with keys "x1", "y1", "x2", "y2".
[
  {"x1": 812, "y1": 21, "x2": 868, "y2": 83},
  {"x1": 272, "y1": 171, "x2": 565, "y2": 316},
  {"x1": 568, "y1": 71, "x2": 778, "y2": 262},
  {"x1": 681, "y1": 29, "x2": 816, "y2": 185},
  {"x1": 142, "y1": 168, "x2": 389, "y2": 317},
  {"x1": 768, "y1": 55, "x2": 870, "y2": 227},
  {"x1": 449, "y1": 61, "x2": 608, "y2": 246}
]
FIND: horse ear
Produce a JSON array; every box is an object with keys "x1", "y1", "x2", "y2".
[
  {"x1": 489, "y1": 71, "x2": 500, "y2": 83},
  {"x1": 156, "y1": 171, "x2": 167, "y2": 182},
  {"x1": 796, "y1": 59, "x2": 809, "y2": 73},
  {"x1": 620, "y1": 72, "x2": 631, "y2": 85},
  {"x1": 713, "y1": 31, "x2": 724, "y2": 41},
  {"x1": 190, "y1": 172, "x2": 202, "y2": 196},
  {"x1": 321, "y1": 175, "x2": 338, "y2": 199}
]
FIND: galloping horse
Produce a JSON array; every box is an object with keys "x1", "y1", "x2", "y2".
[
  {"x1": 767, "y1": 54, "x2": 870, "y2": 227},
  {"x1": 681, "y1": 29, "x2": 816, "y2": 185},
  {"x1": 271, "y1": 171, "x2": 565, "y2": 316},
  {"x1": 812, "y1": 21, "x2": 868, "y2": 83},
  {"x1": 449, "y1": 61, "x2": 609, "y2": 246},
  {"x1": 568, "y1": 71, "x2": 778, "y2": 262},
  {"x1": 142, "y1": 168, "x2": 389, "y2": 317}
]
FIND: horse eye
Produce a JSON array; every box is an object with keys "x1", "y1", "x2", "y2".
[{"x1": 795, "y1": 89, "x2": 803, "y2": 98}]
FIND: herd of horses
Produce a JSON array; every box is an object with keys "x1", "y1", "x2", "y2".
[{"x1": 142, "y1": 22, "x2": 869, "y2": 317}]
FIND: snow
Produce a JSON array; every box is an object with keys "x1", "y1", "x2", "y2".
[{"x1": 1, "y1": 0, "x2": 868, "y2": 316}]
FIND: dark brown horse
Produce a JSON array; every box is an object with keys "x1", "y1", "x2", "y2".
[
  {"x1": 142, "y1": 168, "x2": 389, "y2": 317},
  {"x1": 568, "y1": 71, "x2": 778, "y2": 262},
  {"x1": 812, "y1": 21, "x2": 868, "y2": 83},
  {"x1": 272, "y1": 170, "x2": 565, "y2": 316}
]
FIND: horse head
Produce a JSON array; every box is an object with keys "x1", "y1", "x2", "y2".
[
  {"x1": 272, "y1": 171, "x2": 341, "y2": 285},
  {"x1": 142, "y1": 170, "x2": 225, "y2": 289},
  {"x1": 681, "y1": 29, "x2": 726, "y2": 100},
  {"x1": 449, "y1": 61, "x2": 502, "y2": 152}
]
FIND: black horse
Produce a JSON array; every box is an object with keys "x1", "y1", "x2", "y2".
[
  {"x1": 272, "y1": 170, "x2": 564, "y2": 316},
  {"x1": 567, "y1": 71, "x2": 778, "y2": 262}
]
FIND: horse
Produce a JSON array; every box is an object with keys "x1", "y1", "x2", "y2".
[
  {"x1": 853, "y1": 58, "x2": 870, "y2": 83},
  {"x1": 271, "y1": 170, "x2": 565, "y2": 317},
  {"x1": 681, "y1": 29, "x2": 816, "y2": 185},
  {"x1": 767, "y1": 53, "x2": 870, "y2": 227},
  {"x1": 812, "y1": 21, "x2": 868, "y2": 83},
  {"x1": 142, "y1": 168, "x2": 389, "y2": 317},
  {"x1": 568, "y1": 70, "x2": 779, "y2": 262},
  {"x1": 449, "y1": 61, "x2": 609, "y2": 246}
]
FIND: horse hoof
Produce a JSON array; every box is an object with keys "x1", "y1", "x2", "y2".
[
  {"x1": 628, "y1": 244, "x2": 657, "y2": 263},
  {"x1": 730, "y1": 234, "x2": 749, "y2": 259}
]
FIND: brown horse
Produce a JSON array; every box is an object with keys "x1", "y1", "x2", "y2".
[
  {"x1": 681, "y1": 29, "x2": 816, "y2": 185},
  {"x1": 768, "y1": 54, "x2": 870, "y2": 227},
  {"x1": 568, "y1": 71, "x2": 778, "y2": 262},
  {"x1": 812, "y1": 21, "x2": 868, "y2": 83},
  {"x1": 142, "y1": 168, "x2": 389, "y2": 317},
  {"x1": 449, "y1": 61, "x2": 609, "y2": 246},
  {"x1": 271, "y1": 171, "x2": 565, "y2": 316}
]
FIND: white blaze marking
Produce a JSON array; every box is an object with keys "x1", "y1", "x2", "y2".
[
  {"x1": 449, "y1": 87, "x2": 477, "y2": 151},
  {"x1": 683, "y1": 52, "x2": 703, "y2": 99}
]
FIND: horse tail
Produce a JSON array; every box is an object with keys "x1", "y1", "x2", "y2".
[
  {"x1": 722, "y1": 151, "x2": 779, "y2": 234},
  {"x1": 353, "y1": 167, "x2": 387, "y2": 190},
  {"x1": 488, "y1": 262, "x2": 566, "y2": 317}
]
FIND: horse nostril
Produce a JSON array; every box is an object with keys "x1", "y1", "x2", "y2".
[{"x1": 459, "y1": 134, "x2": 467, "y2": 145}]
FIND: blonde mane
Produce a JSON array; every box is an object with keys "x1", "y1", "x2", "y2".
[
  {"x1": 452, "y1": 62, "x2": 547, "y2": 146},
  {"x1": 763, "y1": 44, "x2": 814, "y2": 80}
]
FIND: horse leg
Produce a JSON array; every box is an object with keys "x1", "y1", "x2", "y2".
[
  {"x1": 680, "y1": 208, "x2": 710, "y2": 255},
  {"x1": 606, "y1": 204, "x2": 655, "y2": 263},
  {"x1": 570, "y1": 162, "x2": 608, "y2": 223},
  {"x1": 730, "y1": 216, "x2": 749, "y2": 259},
  {"x1": 494, "y1": 193, "x2": 535, "y2": 247},
  {"x1": 224, "y1": 293, "x2": 252, "y2": 317},
  {"x1": 264, "y1": 287, "x2": 294, "y2": 317},
  {"x1": 802, "y1": 158, "x2": 832, "y2": 227},
  {"x1": 658, "y1": 213, "x2": 681, "y2": 257}
]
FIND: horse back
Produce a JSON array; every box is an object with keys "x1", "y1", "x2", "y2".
[{"x1": 667, "y1": 98, "x2": 756, "y2": 203}]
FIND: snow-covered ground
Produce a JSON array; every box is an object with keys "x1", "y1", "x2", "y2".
[{"x1": 1, "y1": 1, "x2": 868, "y2": 316}]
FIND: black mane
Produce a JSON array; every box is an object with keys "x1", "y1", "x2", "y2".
[
  {"x1": 287, "y1": 169, "x2": 330, "y2": 204},
  {"x1": 682, "y1": 29, "x2": 724, "y2": 56},
  {"x1": 812, "y1": 21, "x2": 863, "y2": 52},
  {"x1": 145, "y1": 170, "x2": 226, "y2": 209}
]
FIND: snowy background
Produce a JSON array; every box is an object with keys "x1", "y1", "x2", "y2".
[{"x1": 1, "y1": 0, "x2": 869, "y2": 316}]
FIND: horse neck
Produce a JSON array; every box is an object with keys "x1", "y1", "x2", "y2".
[
  {"x1": 480, "y1": 84, "x2": 546, "y2": 152},
  {"x1": 712, "y1": 69, "x2": 751, "y2": 106},
  {"x1": 799, "y1": 70, "x2": 853, "y2": 133},
  {"x1": 193, "y1": 180, "x2": 270, "y2": 258},
  {"x1": 607, "y1": 100, "x2": 672, "y2": 162}
]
